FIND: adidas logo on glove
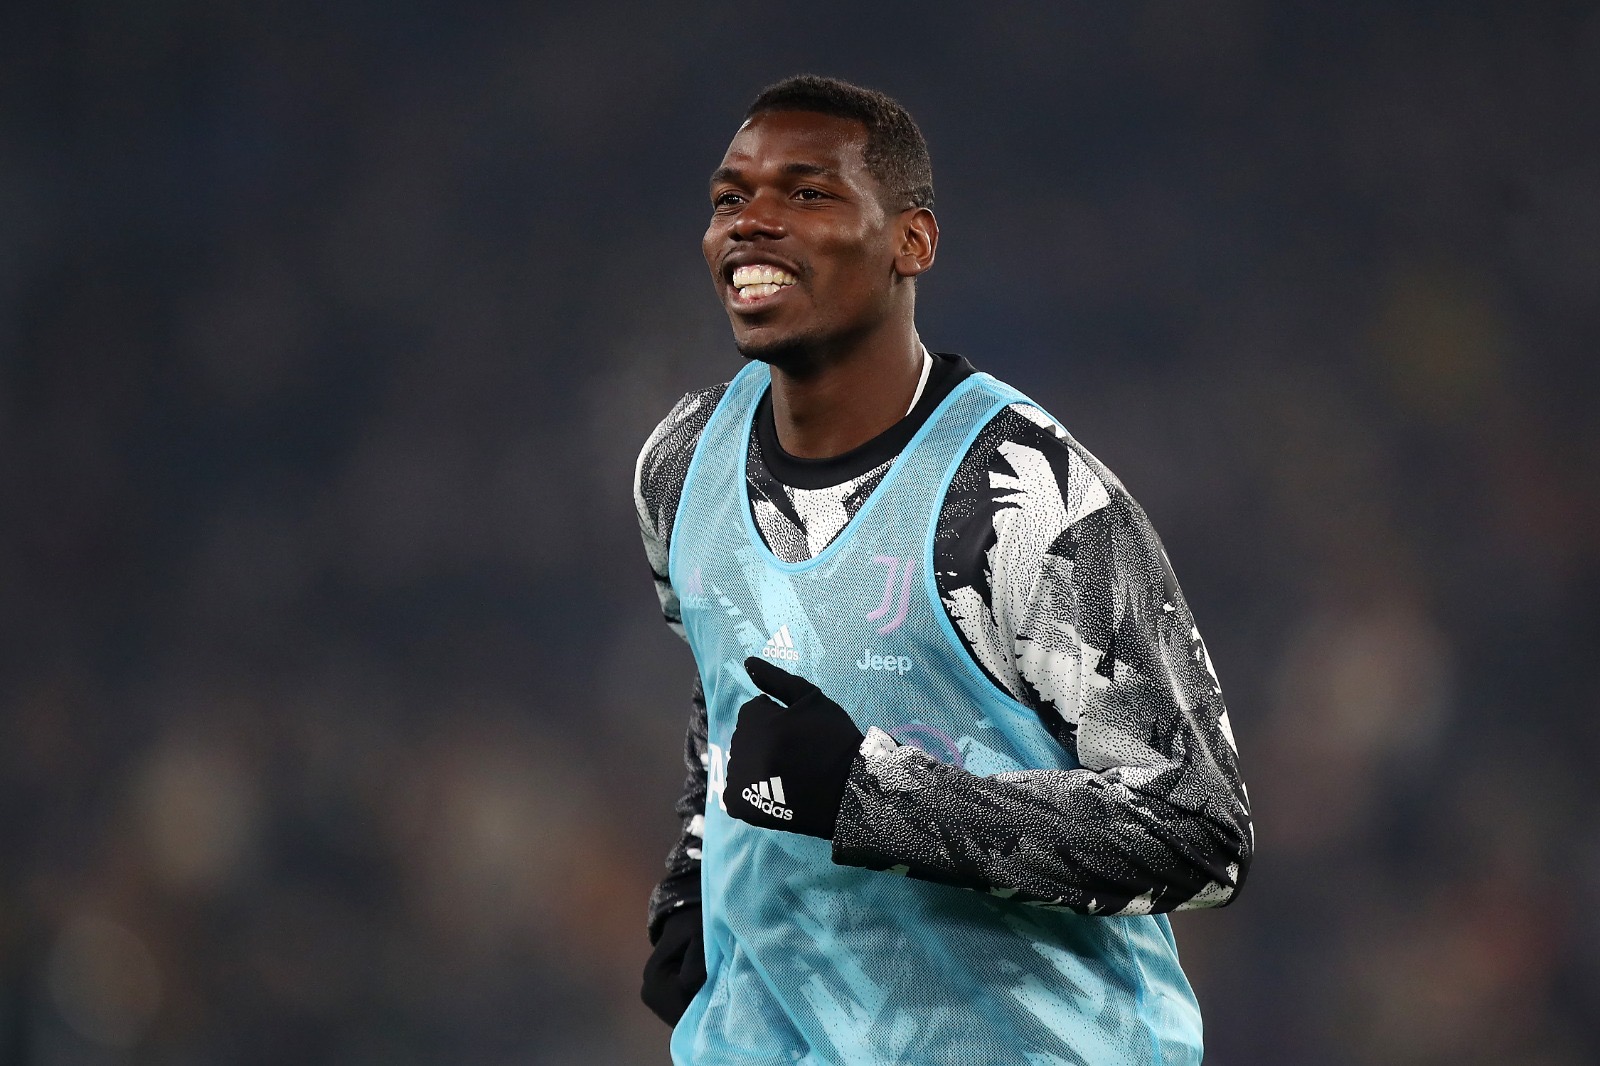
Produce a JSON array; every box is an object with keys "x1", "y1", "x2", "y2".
[
  {"x1": 725, "y1": 656, "x2": 864, "y2": 840},
  {"x1": 739, "y1": 776, "x2": 793, "y2": 821}
]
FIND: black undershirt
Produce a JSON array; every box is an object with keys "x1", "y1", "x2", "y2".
[{"x1": 753, "y1": 353, "x2": 977, "y2": 490}]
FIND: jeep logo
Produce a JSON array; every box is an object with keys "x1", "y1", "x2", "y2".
[{"x1": 857, "y1": 649, "x2": 913, "y2": 674}]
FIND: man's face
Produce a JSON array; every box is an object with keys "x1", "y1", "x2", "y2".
[{"x1": 703, "y1": 110, "x2": 904, "y2": 365}]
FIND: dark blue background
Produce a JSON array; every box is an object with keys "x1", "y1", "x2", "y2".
[{"x1": 3, "y1": 1, "x2": 1597, "y2": 1061}]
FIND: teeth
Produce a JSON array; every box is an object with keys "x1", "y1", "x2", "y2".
[
  {"x1": 737, "y1": 283, "x2": 783, "y2": 299},
  {"x1": 731, "y1": 264, "x2": 797, "y2": 288}
]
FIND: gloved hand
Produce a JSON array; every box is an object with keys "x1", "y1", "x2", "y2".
[
  {"x1": 725, "y1": 657, "x2": 865, "y2": 840},
  {"x1": 641, "y1": 905, "x2": 705, "y2": 1026}
]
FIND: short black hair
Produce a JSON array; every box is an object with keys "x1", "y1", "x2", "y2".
[{"x1": 745, "y1": 75, "x2": 934, "y2": 210}]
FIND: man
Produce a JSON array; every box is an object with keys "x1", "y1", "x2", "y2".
[{"x1": 634, "y1": 75, "x2": 1251, "y2": 1066}]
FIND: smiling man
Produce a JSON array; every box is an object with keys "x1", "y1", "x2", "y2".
[{"x1": 634, "y1": 75, "x2": 1252, "y2": 1066}]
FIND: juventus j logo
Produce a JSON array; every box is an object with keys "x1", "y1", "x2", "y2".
[{"x1": 868, "y1": 555, "x2": 916, "y2": 635}]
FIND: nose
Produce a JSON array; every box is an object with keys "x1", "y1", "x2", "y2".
[{"x1": 731, "y1": 190, "x2": 786, "y2": 241}]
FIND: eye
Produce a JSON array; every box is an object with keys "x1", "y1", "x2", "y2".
[
  {"x1": 794, "y1": 187, "x2": 826, "y2": 201},
  {"x1": 713, "y1": 191, "x2": 745, "y2": 209}
]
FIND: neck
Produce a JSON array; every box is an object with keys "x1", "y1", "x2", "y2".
[{"x1": 764, "y1": 322, "x2": 926, "y2": 460}]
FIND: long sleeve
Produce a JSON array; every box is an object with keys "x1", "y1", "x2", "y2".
[
  {"x1": 636, "y1": 386, "x2": 724, "y2": 939},
  {"x1": 831, "y1": 410, "x2": 1252, "y2": 916},
  {"x1": 647, "y1": 675, "x2": 708, "y2": 940}
]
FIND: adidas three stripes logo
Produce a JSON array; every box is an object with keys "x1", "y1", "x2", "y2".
[
  {"x1": 761, "y1": 624, "x2": 800, "y2": 662},
  {"x1": 740, "y1": 775, "x2": 794, "y2": 821}
]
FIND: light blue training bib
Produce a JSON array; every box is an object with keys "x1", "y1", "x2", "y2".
[{"x1": 668, "y1": 361, "x2": 1203, "y2": 1066}]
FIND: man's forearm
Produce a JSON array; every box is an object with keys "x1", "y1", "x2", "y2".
[
  {"x1": 831, "y1": 729, "x2": 1251, "y2": 916},
  {"x1": 647, "y1": 675, "x2": 709, "y2": 940}
]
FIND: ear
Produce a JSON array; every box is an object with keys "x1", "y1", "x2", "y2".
[{"x1": 893, "y1": 207, "x2": 938, "y2": 279}]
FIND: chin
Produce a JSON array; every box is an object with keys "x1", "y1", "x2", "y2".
[{"x1": 734, "y1": 333, "x2": 821, "y2": 375}]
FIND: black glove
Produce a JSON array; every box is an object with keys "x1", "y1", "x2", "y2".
[
  {"x1": 641, "y1": 905, "x2": 705, "y2": 1026},
  {"x1": 725, "y1": 657, "x2": 865, "y2": 840}
]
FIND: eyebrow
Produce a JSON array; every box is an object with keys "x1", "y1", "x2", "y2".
[{"x1": 709, "y1": 161, "x2": 842, "y2": 186}]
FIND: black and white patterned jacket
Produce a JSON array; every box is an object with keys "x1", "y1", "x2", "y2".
[{"x1": 636, "y1": 353, "x2": 1252, "y2": 940}]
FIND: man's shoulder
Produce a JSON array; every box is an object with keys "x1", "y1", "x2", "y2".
[
  {"x1": 634, "y1": 382, "x2": 731, "y2": 544},
  {"x1": 640, "y1": 383, "x2": 729, "y2": 464},
  {"x1": 955, "y1": 386, "x2": 1179, "y2": 599},
  {"x1": 954, "y1": 388, "x2": 1130, "y2": 533}
]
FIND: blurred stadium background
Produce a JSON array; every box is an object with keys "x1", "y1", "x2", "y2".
[{"x1": 3, "y1": 1, "x2": 1598, "y2": 1062}]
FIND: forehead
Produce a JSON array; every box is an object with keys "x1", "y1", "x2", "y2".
[{"x1": 714, "y1": 110, "x2": 872, "y2": 181}]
